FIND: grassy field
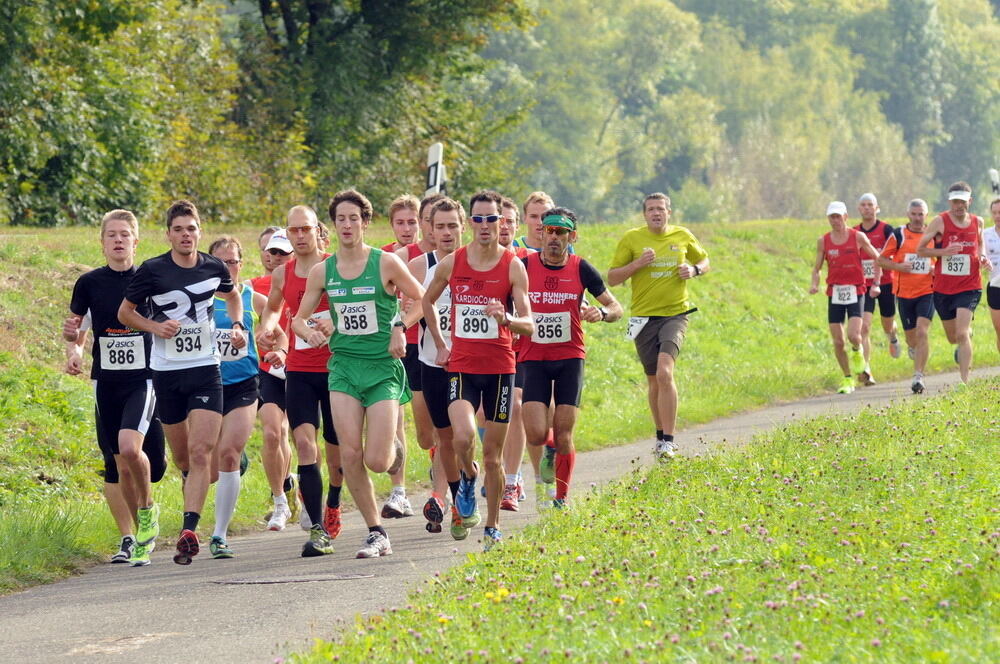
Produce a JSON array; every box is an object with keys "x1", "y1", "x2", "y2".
[
  {"x1": 1, "y1": 217, "x2": 998, "y2": 591},
  {"x1": 293, "y1": 377, "x2": 1000, "y2": 663}
]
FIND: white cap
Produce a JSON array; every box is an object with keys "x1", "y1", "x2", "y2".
[
  {"x1": 826, "y1": 201, "x2": 848, "y2": 216},
  {"x1": 858, "y1": 192, "x2": 878, "y2": 206},
  {"x1": 947, "y1": 189, "x2": 971, "y2": 202},
  {"x1": 265, "y1": 229, "x2": 293, "y2": 253}
]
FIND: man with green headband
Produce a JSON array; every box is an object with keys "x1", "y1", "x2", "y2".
[
  {"x1": 518, "y1": 207, "x2": 621, "y2": 507},
  {"x1": 608, "y1": 193, "x2": 709, "y2": 459}
]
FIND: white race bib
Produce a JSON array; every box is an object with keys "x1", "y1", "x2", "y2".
[
  {"x1": 166, "y1": 323, "x2": 212, "y2": 360},
  {"x1": 943, "y1": 254, "x2": 970, "y2": 276},
  {"x1": 215, "y1": 329, "x2": 248, "y2": 362},
  {"x1": 904, "y1": 253, "x2": 931, "y2": 275},
  {"x1": 626, "y1": 316, "x2": 649, "y2": 340},
  {"x1": 99, "y1": 335, "x2": 145, "y2": 371},
  {"x1": 454, "y1": 304, "x2": 498, "y2": 339},
  {"x1": 437, "y1": 303, "x2": 452, "y2": 338},
  {"x1": 832, "y1": 284, "x2": 858, "y2": 305},
  {"x1": 294, "y1": 310, "x2": 332, "y2": 350},
  {"x1": 336, "y1": 300, "x2": 378, "y2": 336},
  {"x1": 862, "y1": 259, "x2": 875, "y2": 280},
  {"x1": 531, "y1": 311, "x2": 571, "y2": 344}
]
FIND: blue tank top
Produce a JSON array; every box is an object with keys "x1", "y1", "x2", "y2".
[{"x1": 213, "y1": 285, "x2": 258, "y2": 385}]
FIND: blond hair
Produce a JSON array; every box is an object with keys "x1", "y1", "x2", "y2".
[
  {"x1": 523, "y1": 191, "x2": 554, "y2": 215},
  {"x1": 100, "y1": 209, "x2": 139, "y2": 236},
  {"x1": 388, "y1": 194, "x2": 420, "y2": 222}
]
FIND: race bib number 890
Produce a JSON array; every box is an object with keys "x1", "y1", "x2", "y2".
[{"x1": 454, "y1": 304, "x2": 498, "y2": 339}]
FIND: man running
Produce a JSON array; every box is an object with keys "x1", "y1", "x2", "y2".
[
  {"x1": 519, "y1": 207, "x2": 622, "y2": 508},
  {"x1": 293, "y1": 189, "x2": 424, "y2": 559},
  {"x1": 917, "y1": 182, "x2": 992, "y2": 384},
  {"x1": 257, "y1": 205, "x2": 343, "y2": 557},
  {"x1": 608, "y1": 193, "x2": 709, "y2": 458},
  {"x1": 809, "y1": 201, "x2": 880, "y2": 395},
  {"x1": 118, "y1": 200, "x2": 245, "y2": 566},
  {"x1": 422, "y1": 190, "x2": 534, "y2": 551},
  {"x1": 876, "y1": 199, "x2": 936, "y2": 393},
  {"x1": 985, "y1": 198, "x2": 1000, "y2": 355},
  {"x1": 854, "y1": 193, "x2": 898, "y2": 385},
  {"x1": 64, "y1": 209, "x2": 167, "y2": 566}
]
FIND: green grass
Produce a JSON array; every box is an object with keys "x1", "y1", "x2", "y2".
[
  {"x1": 293, "y1": 378, "x2": 1000, "y2": 663},
  {"x1": 2, "y1": 218, "x2": 998, "y2": 592}
]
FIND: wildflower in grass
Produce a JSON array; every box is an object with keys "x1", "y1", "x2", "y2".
[{"x1": 611, "y1": 596, "x2": 624, "y2": 604}]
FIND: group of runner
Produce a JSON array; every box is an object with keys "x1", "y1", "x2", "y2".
[
  {"x1": 63, "y1": 188, "x2": 710, "y2": 563},
  {"x1": 811, "y1": 182, "x2": 1000, "y2": 394}
]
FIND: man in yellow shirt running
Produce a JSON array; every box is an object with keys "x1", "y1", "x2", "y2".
[{"x1": 608, "y1": 193, "x2": 709, "y2": 459}]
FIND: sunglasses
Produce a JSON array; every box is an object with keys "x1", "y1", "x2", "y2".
[
  {"x1": 267, "y1": 249, "x2": 291, "y2": 256},
  {"x1": 470, "y1": 214, "x2": 502, "y2": 224},
  {"x1": 221, "y1": 259, "x2": 241, "y2": 266}
]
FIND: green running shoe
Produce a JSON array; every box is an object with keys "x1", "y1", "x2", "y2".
[
  {"x1": 130, "y1": 542, "x2": 151, "y2": 567},
  {"x1": 540, "y1": 446, "x2": 556, "y2": 484},
  {"x1": 449, "y1": 506, "x2": 469, "y2": 541},
  {"x1": 301, "y1": 524, "x2": 334, "y2": 557},
  {"x1": 209, "y1": 536, "x2": 234, "y2": 559},
  {"x1": 461, "y1": 504, "x2": 481, "y2": 529},
  {"x1": 849, "y1": 348, "x2": 865, "y2": 375},
  {"x1": 837, "y1": 376, "x2": 855, "y2": 394},
  {"x1": 136, "y1": 504, "x2": 159, "y2": 545}
]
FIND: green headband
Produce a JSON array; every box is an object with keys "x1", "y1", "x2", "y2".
[{"x1": 542, "y1": 214, "x2": 575, "y2": 231}]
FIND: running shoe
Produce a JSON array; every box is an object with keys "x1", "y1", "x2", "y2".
[
  {"x1": 500, "y1": 484, "x2": 519, "y2": 512},
  {"x1": 209, "y1": 536, "x2": 234, "y2": 559},
  {"x1": 323, "y1": 505, "x2": 342, "y2": 539},
  {"x1": 859, "y1": 370, "x2": 876, "y2": 386},
  {"x1": 129, "y1": 541, "x2": 151, "y2": 567},
  {"x1": 516, "y1": 473, "x2": 526, "y2": 501},
  {"x1": 911, "y1": 375, "x2": 925, "y2": 394},
  {"x1": 173, "y1": 529, "x2": 200, "y2": 566},
  {"x1": 457, "y1": 467, "x2": 478, "y2": 519},
  {"x1": 112, "y1": 536, "x2": 135, "y2": 564},
  {"x1": 301, "y1": 524, "x2": 334, "y2": 557},
  {"x1": 888, "y1": 337, "x2": 901, "y2": 359},
  {"x1": 483, "y1": 526, "x2": 502, "y2": 552},
  {"x1": 267, "y1": 502, "x2": 292, "y2": 531},
  {"x1": 849, "y1": 348, "x2": 865, "y2": 375},
  {"x1": 381, "y1": 490, "x2": 414, "y2": 519},
  {"x1": 285, "y1": 476, "x2": 299, "y2": 524},
  {"x1": 540, "y1": 445, "x2": 556, "y2": 484},
  {"x1": 423, "y1": 494, "x2": 445, "y2": 532},
  {"x1": 655, "y1": 439, "x2": 676, "y2": 459},
  {"x1": 356, "y1": 531, "x2": 392, "y2": 559},
  {"x1": 552, "y1": 498, "x2": 567, "y2": 510},
  {"x1": 136, "y1": 504, "x2": 159, "y2": 546},
  {"x1": 837, "y1": 376, "x2": 855, "y2": 394},
  {"x1": 298, "y1": 491, "x2": 312, "y2": 531},
  {"x1": 239, "y1": 450, "x2": 250, "y2": 476},
  {"x1": 449, "y1": 505, "x2": 469, "y2": 540},
  {"x1": 387, "y1": 436, "x2": 406, "y2": 476}
]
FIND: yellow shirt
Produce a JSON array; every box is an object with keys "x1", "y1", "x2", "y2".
[{"x1": 610, "y1": 225, "x2": 707, "y2": 316}]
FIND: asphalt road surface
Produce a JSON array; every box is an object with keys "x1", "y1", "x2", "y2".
[{"x1": 2, "y1": 366, "x2": 995, "y2": 663}]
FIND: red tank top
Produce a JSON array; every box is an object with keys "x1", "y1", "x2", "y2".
[
  {"x1": 282, "y1": 255, "x2": 332, "y2": 372},
  {"x1": 448, "y1": 246, "x2": 515, "y2": 374},
  {"x1": 824, "y1": 230, "x2": 865, "y2": 296},
  {"x1": 509, "y1": 246, "x2": 532, "y2": 354},
  {"x1": 518, "y1": 253, "x2": 586, "y2": 362},
  {"x1": 933, "y1": 212, "x2": 981, "y2": 294},
  {"x1": 251, "y1": 274, "x2": 292, "y2": 372},
  {"x1": 384, "y1": 243, "x2": 425, "y2": 344},
  {"x1": 855, "y1": 219, "x2": 894, "y2": 286}
]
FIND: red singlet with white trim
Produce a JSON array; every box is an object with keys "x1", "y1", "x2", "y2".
[
  {"x1": 519, "y1": 253, "x2": 586, "y2": 362},
  {"x1": 282, "y1": 255, "x2": 331, "y2": 372},
  {"x1": 823, "y1": 230, "x2": 865, "y2": 296},
  {"x1": 448, "y1": 246, "x2": 515, "y2": 374},
  {"x1": 933, "y1": 212, "x2": 982, "y2": 294}
]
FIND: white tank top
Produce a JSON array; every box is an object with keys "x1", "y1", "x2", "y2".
[
  {"x1": 984, "y1": 226, "x2": 1000, "y2": 287},
  {"x1": 418, "y1": 251, "x2": 453, "y2": 367}
]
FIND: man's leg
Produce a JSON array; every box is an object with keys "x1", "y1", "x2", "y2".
[
  {"x1": 117, "y1": 430, "x2": 152, "y2": 509},
  {"x1": 104, "y1": 481, "x2": 133, "y2": 538},
  {"x1": 829, "y1": 322, "x2": 850, "y2": 375},
  {"x1": 990, "y1": 306, "x2": 1000, "y2": 355},
  {"x1": 212, "y1": 403, "x2": 256, "y2": 549},
  {"x1": 860, "y1": 310, "x2": 874, "y2": 367},
  {"x1": 954, "y1": 307, "x2": 974, "y2": 382},
  {"x1": 183, "y1": 409, "x2": 224, "y2": 515},
  {"x1": 914, "y1": 317, "x2": 931, "y2": 375},
  {"x1": 481, "y1": 420, "x2": 509, "y2": 529},
  {"x1": 501, "y1": 386, "x2": 526, "y2": 495},
  {"x1": 654, "y1": 352, "x2": 678, "y2": 436},
  {"x1": 260, "y1": 402, "x2": 290, "y2": 501},
  {"x1": 552, "y1": 404, "x2": 579, "y2": 502}
]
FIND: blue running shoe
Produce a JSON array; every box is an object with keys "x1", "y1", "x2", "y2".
[
  {"x1": 483, "y1": 526, "x2": 502, "y2": 552},
  {"x1": 457, "y1": 467, "x2": 478, "y2": 519}
]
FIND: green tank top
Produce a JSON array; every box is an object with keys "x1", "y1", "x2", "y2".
[{"x1": 325, "y1": 247, "x2": 398, "y2": 359}]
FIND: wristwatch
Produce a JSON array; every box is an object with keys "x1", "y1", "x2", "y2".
[
  {"x1": 599, "y1": 307, "x2": 608, "y2": 321},
  {"x1": 392, "y1": 319, "x2": 406, "y2": 330},
  {"x1": 231, "y1": 321, "x2": 245, "y2": 331},
  {"x1": 693, "y1": 264, "x2": 702, "y2": 276}
]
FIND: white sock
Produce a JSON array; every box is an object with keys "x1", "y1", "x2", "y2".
[
  {"x1": 213, "y1": 470, "x2": 241, "y2": 539},
  {"x1": 505, "y1": 474, "x2": 518, "y2": 485},
  {"x1": 273, "y1": 492, "x2": 288, "y2": 507},
  {"x1": 391, "y1": 485, "x2": 405, "y2": 496}
]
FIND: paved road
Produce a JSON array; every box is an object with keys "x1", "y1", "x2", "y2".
[{"x1": 2, "y1": 367, "x2": 995, "y2": 663}]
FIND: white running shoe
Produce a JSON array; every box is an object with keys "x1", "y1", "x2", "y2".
[
  {"x1": 268, "y1": 503, "x2": 292, "y2": 531},
  {"x1": 381, "y1": 490, "x2": 414, "y2": 518},
  {"x1": 655, "y1": 440, "x2": 677, "y2": 459},
  {"x1": 888, "y1": 337, "x2": 901, "y2": 359},
  {"x1": 356, "y1": 531, "x2": 392, "y2": 558},
  {"x1": 111, "y1": 536, "x2": 135, "y2": 563}
]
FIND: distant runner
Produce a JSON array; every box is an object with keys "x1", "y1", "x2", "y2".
[
  {"x1": 853, "y1": 193, "x2": 897, "y2": 385},
  {"x1": 983, "y1": 198, "x2": 1000, "y2": 355}
]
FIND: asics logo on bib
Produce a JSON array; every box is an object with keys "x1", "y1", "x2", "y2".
[
  {"x1": 340, "y1": 304, "x2": 369, "y2": 314},
  {"x1": 152, "y1": 278, "x2": 221, "y2": 322}
]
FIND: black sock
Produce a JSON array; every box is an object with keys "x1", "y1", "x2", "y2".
[
  {"x1": 182, "y1": 511, "x2": 200, "y2": 532},
  {"x1": 181, "y1": 470, "x2": 189, "y2": 479},
  {"x1": 298, "y1": 463, "x2": 323, "y2": 527},
  {"x1": 656, "y1": 429, "x2": 664, "y2": 441},
  {"x1": 448, "y1": 480, "x2": 460, "y2": 503},
  {"x1": 369, "y1": 525, "x2": 387, "y2": 537},
  {"x1": 326, "y1": 485, "x2": 342, "y2": 509},
  {"x1": 662, "y1": 434, "x2": 674, "y2": 443},
  {"x1": 283, "y1": 475, "x2": 294, "y2": 493}
]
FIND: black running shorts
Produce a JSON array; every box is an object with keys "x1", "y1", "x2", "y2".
[
  {"x1": 285, "y1": 370, "x2": 338, "y2": 444},
  {"x1": 402, "y1": 343, "x2": 422, "y2": 391},
  {"x1": 420, "y1": 362, "x2": 452, "y2": 430},
  {"x1": 258, "y1": 370, "x2": 286, "y2": 410},
  {"x1": 897, "y1": 294, "x2": 934, "y2": 331},
  {"x1": 94, "y1": 378, "x2": 166, "y2": 483},
  {"x1": 447, "y1": 372, "x2": 514, "y2": 424},
  {"x1": 152, "y1": 365, "x2": 224, "y2": 425},
  {"x1": 223, "y1": 374, "x2": 259, "y2": 416},
  {"x1": 863, "y1": 288, "x2": 896, "y2": 317},
  {"x1": 933, "y1": 290, "x2": 980, "y2": 321},
  {"x1": 521, "y1": 358, "x2": 585, "y2": 407},
  {"x1": 828, "y1": 296, "x2": 864, "y2": 325}
]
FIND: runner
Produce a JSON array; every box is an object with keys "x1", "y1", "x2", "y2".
[
  {"x1": 519, "y1": 207, "x2": 622, "y2": 508},
  {"x1": 808, "y1": 201, "x2": 880, "y2": 395},
  {"x1": 293, "y1": 189, "x2": 425, "y2": 559},
  {"x1": 876, "y1": 199, "x2": 936, "y2": 393},
  {"x1": 63, "y1": 209, "x2": 167, "y2": 566},
  {"x1": 985, "y1": 198, "x2": 1000, "y2": 355},
  {"x1": 118, "y1": 200, "x2": 245, "y2": 566},
  {"x1": 408, "y1": 197, "x2": 465, "y2": 536},
  {"x1": 206, "y1": 236, "x2": 288, "y2": 557},
  {"x1": 422, "y1": 189, "x2": 535, "y2": 551},
  {"x1": 513, "y1": 191, "x2": 553, "y2": 252},
  {"x1": 854, "y1": 193, "x2": 898, "y2": 386},
  {"x1": 257, "y1": 205, "x2": 342, "y2": 557},
  {"x1": 917, "y1": 182, "x2": 992, "y2": 384},
  {"x1": 249, "y1": 227, "x2": 297, "y2": 530},
  {"x1": 608, "y1": 193, "x2": 709, "y2": 458}
]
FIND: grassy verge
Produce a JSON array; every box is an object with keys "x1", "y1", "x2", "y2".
[{"x1": 293, "y1": 377, "x2": 1000, "y2": 663}]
